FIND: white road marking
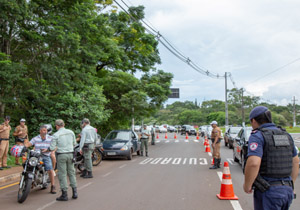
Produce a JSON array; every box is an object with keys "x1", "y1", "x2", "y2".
[
  {"x1": 37, "y1": 182, "x2": 92, "y2": 210},
  {"x1": 150, "y1": 158, "x2": 163, "y2": 164},
  {"x1": 119, "y1": 164, "x2": 127, "y2": 168},
  {"x1": 175, "y1": 140, "x2": 179, "y2": 143},
  {"x1": 102, "y1": 172, "x2": 112, "y2": 177},
  {"x1": 37, "y1": 200, "x2": 56, "y2": 210},
  {"x1": 78, "y1": 182, "x2": 92, "y2": 190},
  {"x1": 139, "y1": 158, "x2": 153, "y2": 164},
  {"x1": 185, "y1": 140, "x2": 189, "y2": 142},
  {"x1": 156, "y1": 140, "x2": 160, "y2": 143},
  {"x1": 199, "y1": 158, "x2": 208, "y2": 165},
  {"x1": 172, "y1": 158, "x2": 182, "y2": 164},
  {"x1": 227, "y1": 158, "x2": 237, "y2": 165},
  {"x1": 189, "y1": 158, "x2": 197, "y2": 165},
  {"x1": 161, "y1": 158, "x2": 173, "y2": 164},
  {"x1": 217, "y1": 171, "x2": 243, "y2": 210},
  {"x1": 194, "y1": 140, "x2": 199, "y2": 142},
  {"x1": 182, "y1": 158, "x2": 187, "y2": 165},
  {"x1": 165, "y1": 140, "x2": 170, "y2": 143},
  {"x1": 208, "y1": 152, "x2": 212, "y2": 156}
]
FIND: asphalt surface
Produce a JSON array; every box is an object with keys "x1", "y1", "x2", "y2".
[{"x1": 0, "y1": 133, "x2": 300, "y2": 210}]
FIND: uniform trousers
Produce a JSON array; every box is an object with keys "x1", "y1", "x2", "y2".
[
  {"x1": 0, "y1": 140, "x2": 9, "y2": 167},
  {"x1": 83, "y1": 144, "x2": 94, "y2": 172},
  {"x1": 141, "y1": 138, "x2": 148, "y2": 153},
  {"x1": 212, "y1": 139, "x2": 221, "y2": 159},
  {"x1": 57, "y1": 153, "x2": 77, "y2": 191},
  {"x1": 254, "y1": 185, "x2": 293, "y2": 210}
]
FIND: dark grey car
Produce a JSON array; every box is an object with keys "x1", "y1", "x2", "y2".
[
  {"x1": 101, "y1": 130, "x2": 141, "y2": 160},
  {"x1": 224, "y1": 127, "x2": 242, "y2": 149}
]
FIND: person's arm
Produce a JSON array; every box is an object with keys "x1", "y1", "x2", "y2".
[
  {"x1": 24, "y1": 140, "x2": 33, "y2": 148},
  {"x1": 80, "y1": 130, "x2": 86, "y2": 150},
  {"x1": 50, "y1": 135, "x2": 58, "y2": 151},
  {"x1": 291, "y1": 155, "x2": 299, "y2": 182},
  {"x1": 13, "y1": 127, "x2": 20, "y2": 137},
  {"x1": 243, "y1": 156, "x2": 261, "y2": 193}
]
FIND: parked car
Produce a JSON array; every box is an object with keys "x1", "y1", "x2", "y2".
[
  {"x1": 168, "y1": 125, "x2": 177, "y2": 133},
  {"x1": 134, "y1": 125, "x2": 141, "y2": 132},
  {"x1": 224, "y1": 126, "x2": 242, "y2": 149},
  {"x1": 101, "y1": 130, "x2": 141, "y2": 160},
  {"x1": 181, "y1": 125, "x2": 196, "y2": 136},
  {"x1": 158, "y1": 126, "x2": 167, "y2": 133},
  {"x1": 232, "y1": 127, "x2": 253, "y2": 171},
  {"x1": 174, "y1": 125, "x2": 181, "y2": 132}
]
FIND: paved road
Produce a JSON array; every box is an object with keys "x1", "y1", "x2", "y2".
[{"x1": 0, "y1": 133, "x2": 299, "y2": 210}]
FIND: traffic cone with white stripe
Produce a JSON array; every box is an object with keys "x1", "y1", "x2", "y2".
[
  {"x1": 204, "y1": 136, "x2": 208, "y2": 145},
  {"x1": 185, "y1": 132, "x2": 189, "y2": 140},
  {"x1": 156, "y1": 133, "x2": 159, "y2": 139},
  {"x1": 205, "y1": 144, "x2": 211, "y2": 152},
  {"x1": 217, "y1": 162, "x2": 238, "y2": 200},
  {"x1": 165, "y1": 133, "x2": 168, "y2": 139},
  {"x1": 196, "y1": 132, "x2": 199, "y2": 140},
  {"x1": 174, "y1": 133, "x2": 177, "y2": 139}
]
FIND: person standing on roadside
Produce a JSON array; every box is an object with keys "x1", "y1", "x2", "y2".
[
  {"x1": 243, "y1": 106, "x2": 299, "y2": 210},
  {"x1": 13, "y1": 118, "x2": 28, "y2": 165},
  {"x1": 50, "y1": 119, "x2": 77, "y2": 201},
  {"x1": 151, "y1": 124, "x2": 156, "y2": 145},
  {"x1": 209, "y1": 121, "x2": 222, "y2": 169},
  {"x1": 79, "y1": 118, "x2": 97, "y2": 179},
  {"x1": 140, "y1": 124, "x2": 150, "y2": 157},
  {"x1": 25, "y1": 125, "x2": 56, "y2": 194},
  {"x1": 0, "y1": 116, "x2": 11, "y2": 170}
]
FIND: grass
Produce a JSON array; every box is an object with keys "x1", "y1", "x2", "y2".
[
  {"x1": 285, "y1": 127, "x2": 300, "y2": 133},
  {"x1": 3, "y1": 155, "x2": 23, "y2": 168}
]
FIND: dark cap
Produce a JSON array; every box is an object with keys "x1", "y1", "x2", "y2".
[
  {"x1": 5, "y1": 116, "x2": 10, "y2": 121},
  {"x1": 249, "y1": 106, "x2": 268, "y2": 120}
]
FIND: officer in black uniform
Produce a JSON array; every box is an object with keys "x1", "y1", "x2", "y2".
[{"x1": 243, "y1": 106, "x2": 299, "y2": 210}]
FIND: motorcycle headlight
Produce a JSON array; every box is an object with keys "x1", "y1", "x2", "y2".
[
  {"x1": 29, "y1": 157, "x2": 38, "y2": 166},
  {"x1": 120, "y1": 145, "x2": 129, "y2": 151}
]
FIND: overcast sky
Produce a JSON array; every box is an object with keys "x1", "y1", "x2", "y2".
[{"x1": 120, "y1": 0, "x2": 300, "y2": 106}]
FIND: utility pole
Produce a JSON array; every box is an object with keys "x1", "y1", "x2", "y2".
[
  {"x1": 241, "y1": 88, "x2": 245, "y2": 126},
  {"x1": 292, "y1": 96, "x2": 297, "y2": 127},
  {"x1": 225, "y1": 72, "x2": 229, "y2": 126}
]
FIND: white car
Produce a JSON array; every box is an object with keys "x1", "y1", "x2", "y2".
[{"x1": 158, "y1": 126, "x2": 167, "y2": 133}]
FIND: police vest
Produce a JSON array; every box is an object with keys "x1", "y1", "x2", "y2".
[{"x1": 259, "y1": 127, "x2": 294, "y2": 178}]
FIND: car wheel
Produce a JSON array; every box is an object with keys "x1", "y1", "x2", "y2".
[
  {"x1": 127, "y1": 149, "x2": 133, "y2": 160},
  {"x1": 233, "y1": 150, "x2": 239, "y2": 162}
]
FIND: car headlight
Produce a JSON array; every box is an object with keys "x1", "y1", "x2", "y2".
[
  {"x1": 120, "y1": 145, "x2": 129, "y2": 151},
  {"x1": 29, "y1": 157, "x2": 38, "y2": 166}
]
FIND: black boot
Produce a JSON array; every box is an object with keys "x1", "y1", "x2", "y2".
[
  {"x1": 140, "y1": 151, "x2": 143, "y2": 156},
  {"x1": 83, "y1": 171, "x2": 93, "y2": 178},
  {"x1": 72, "y1": 187, "x2": 78, "y2": 199},
  {"x1": 146, "y1": 152, "x2": 148, "y2": 157},
  {"x1": 209, "y1": 158, "x2": 218, "y2": 169},
  {"x1": 80, "y1": 169, "x2": 87, "y2": 177},
  {"x1": 217, "y1": 158, "x2": 221, "y2": 168},
  {"x1": 56, "y1": 190, "x2": 68, "y2": 201}
]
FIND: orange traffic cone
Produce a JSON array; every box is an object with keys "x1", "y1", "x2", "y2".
[
  {"x1": 185, "y1": 132, "x2": 189, "y2": 140},
  {"x1": 204, "y1": 139, "x2": 209, "y2": 146},
  {"x1": 165, "y1": 133, "x2": 168, "y2": 139},
  {"x1": 196, "y1": 132, "x2": 199, "y2": 140},
  {"x1": 217, "y1": 162, "x2": 239, "y2": 200},
  {"x1": 203, "y1": 136, "x2": 208, "y2": 145},
  {"x1": 174, "y1": 133, "x2": 177, "y2": 139},
  {"x1": 205, "y1": 144, "x2": 211, "y2": 152},
  {"x1": 156, "y1": 133, "x2": 159, "y2": 139}
]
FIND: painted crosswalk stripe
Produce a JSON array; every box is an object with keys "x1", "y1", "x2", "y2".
[
  {"x1": 175, "y1": 140, "x2": 179, "y2": 143},
  {"x1": 185, "y1": 140, "x2": 189, "y2": 142},
  {"x1": 165, "y1": 140, "x2": 170, "y2": 143},
  {"x1": 194, "y1": 140, "x2": 199, "y2": 142}
]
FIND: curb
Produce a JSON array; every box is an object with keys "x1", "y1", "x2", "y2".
[{"x1": 0, "y1": 173, "x2": 20, "y2": 186}]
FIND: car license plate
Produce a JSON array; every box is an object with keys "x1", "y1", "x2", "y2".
[{"x1": 107, "y1": 152, "x2": 116, "y2": 156}]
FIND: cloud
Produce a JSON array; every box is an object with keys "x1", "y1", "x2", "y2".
[{"x1": 126, "y1": 0, "x2": 300, "y2": 105}]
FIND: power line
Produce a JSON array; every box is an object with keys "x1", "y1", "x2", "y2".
[{"x1": 113, "y1": 0, "x2": 225, "y2": 79}]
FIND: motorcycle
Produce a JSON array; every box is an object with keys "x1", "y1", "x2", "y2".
[
  {"x1": 16, "y1": 147, "x2": 49, "y2": 203},
  {"x1": 74, "y1": 143, "x2": 103, "y2": 172}
]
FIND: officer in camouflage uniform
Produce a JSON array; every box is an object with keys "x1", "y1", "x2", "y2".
[
  {"x1": 50, "y1": 119, "x2": 77, "y2": 201},
  {"x1": 13, "y1": 118, "x2": 28, "y2": 165},
  {"x1": 79, "y1": 118, "x2": 97, "y2": 179}
]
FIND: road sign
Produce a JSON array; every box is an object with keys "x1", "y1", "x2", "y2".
[{"x1": 168, "y1": 88, "x2": 180, "y2": 98}]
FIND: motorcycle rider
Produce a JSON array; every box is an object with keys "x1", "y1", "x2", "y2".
[
  {"x1": 50, "y1": 119, "x2": 77, "y2": 201},
  {"x1": 13, "y1": 118, "x2": 28, "y2": 165},
  {"x1": 79, "y1": 118, "x2": 97, "y2": 179},
  {"x1": 25, "y1": 125, "x2": 56, "y2": 194}
]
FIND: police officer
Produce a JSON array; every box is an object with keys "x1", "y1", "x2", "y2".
[
  {"x1": 0, "y1": 116, "x2": 11, "y2": 170},
  {"x1": 209, "y1": 121, "x2": 222, "y2": 169},
  {"x1": 243, "y1": 106, "x2": 299, "y2": 210},
  {"x1": 79, "y1": 118, "x2": 97, "y2": 179},
  {"x1": 50, "y1": 119, "x2": 77, "y2": 201},
  {"x1": 13, "y1": 118, "x2": 28, "y2": 165},
  {"x1": 140, "y1": 124, "x2": 150, "y2": 157}
]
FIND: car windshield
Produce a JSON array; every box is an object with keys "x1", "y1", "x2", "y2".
[
  {"x1": 105, "y1": 131, "x2": 130, "y2": 141},
  {"x1": 186, "y1": 126, "x2": 194, "y2": 129},
  {"x1": 231, "y1": 127, "x2": 242, "y2": 134},
  {"x1": 245, "y1": 127, "x2": 253, "y2": 141}
]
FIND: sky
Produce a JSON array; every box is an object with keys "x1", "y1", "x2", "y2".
[{"x1": 117, "y1": 0, "x2": 300, "y2": 106}]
